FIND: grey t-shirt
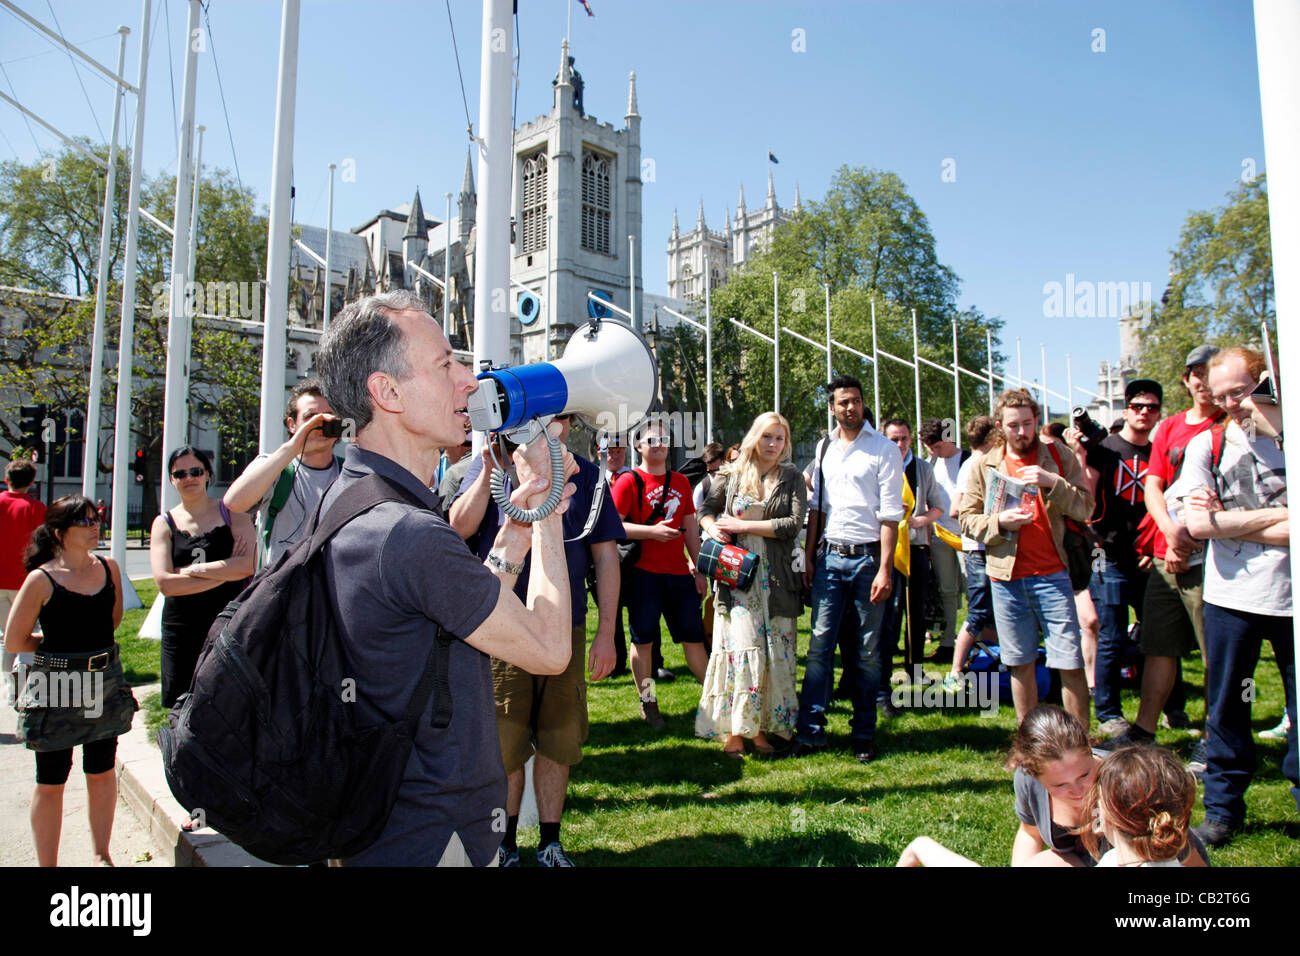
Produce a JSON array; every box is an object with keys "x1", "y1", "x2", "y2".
[
  {"x1": 322, "y1": 444, "x2": 502, "y2": 866},
  {"x1": 255, "y1": 453, "x2": 342, "y2": 565}
]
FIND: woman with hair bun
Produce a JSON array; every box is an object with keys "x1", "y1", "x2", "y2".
[
  {"x1": 4, "y1": 494, "x2": 136, "y2": 865},
  {"x1": 1082, "y1": 744, "x2": 1196, "y2": 867},
  {"x1": 150, "y1": 446, "x2": 254, "y2": 708}
]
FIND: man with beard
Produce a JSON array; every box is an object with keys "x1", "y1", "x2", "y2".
[{"x1": 960, "y1": 389, "x2": 1095, "y2": 725}]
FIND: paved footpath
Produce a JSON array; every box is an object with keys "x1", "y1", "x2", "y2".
[{"x1": 0, "y1": 715, "x2": 167, "y2": 868}]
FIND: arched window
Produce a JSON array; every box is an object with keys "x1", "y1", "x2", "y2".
[
  {"x1": 520, "y1": 151, "x2": 548, "y2": 254},
  {"x1": 581, "y1": 151, "x2": 612, "y2": 254}
]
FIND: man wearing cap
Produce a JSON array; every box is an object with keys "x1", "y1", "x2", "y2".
[
  {"x1": 1114, "y1": 346, "x2": 1224, "y2": 759},
  {"x1": 1075, "y1": 377, "x2": 1164, "y2": 737}
]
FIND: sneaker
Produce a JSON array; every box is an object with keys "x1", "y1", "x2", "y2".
[
  {"x1": 639, "y1": 698, "x2": 665, "y2": 728},
  {"x1": 853, "y1": 743, "x2": 877, "y2": 764},
  {"x1": 537, "y1": 841, "x2": 575, "y2": 867},
  {"x1": 1187, "y1": 738, "x2": 1209, "y2": 779},
  {"x1": 1259, "y1": 713, "x2": 1292, "y2": 740},
  {"x1": 1192, "y1": 818, "x2": 1237, "y2": 848},
  {"x1": 654, "y1": 667, "x2": 676, "y2": 683},
  {"x1": 497, "y1": 845, "x2": 520, "y2": 868},
  {"x1": 878, "y1": 699, "x2": 902, "y2": 720},
  {"x1": 1098, "y1": 717, "x2": 1131, "y2": 738}
]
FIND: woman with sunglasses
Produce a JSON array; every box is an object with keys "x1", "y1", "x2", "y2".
[
  {"x1": 4, "y1": 495, "x2": 137, "y2": 865},
  {"x1": 150, "y1": 446, "x2": 254, "y2": 709},
  {"x1": 696, "y1": 412, "x2": 807, "y2": 756}
]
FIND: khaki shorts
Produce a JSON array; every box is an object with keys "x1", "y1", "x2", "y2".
[
  {"x1": 1140, "y1": 558, "x2": 1206, "y2": 658},
  {"x1": 493, "y1": 625, "x2": 588, "y2": 773}
]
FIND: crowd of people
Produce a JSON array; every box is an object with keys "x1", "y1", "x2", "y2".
[{"x1": 2, "y1": 288, "x2": 1296, "y2": 866}]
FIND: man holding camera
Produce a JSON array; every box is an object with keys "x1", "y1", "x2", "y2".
[
  {"x1": 960, "y1": 388, "x2": 1094, "y2": 725},
  {"x1": 1075, "y1": 379, "x2": 1163, "y2": 738},
  {"x1": 315, "y1": 291, "x2": 576, "y2": 866},
  {"x1": 1119, "y1": 346, "x2": 1224, "y2": 757},
  {"x1": 1181, "y1": 346, "x2": 1298, "y2": 847},
  {"x1": 224, "y1": 379, "x2": 343, "y2": 565}
]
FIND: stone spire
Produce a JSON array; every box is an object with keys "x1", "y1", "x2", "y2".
[
  {"x1": 737, "y1": 183, "x2": 746, "y2": 216},
  {"x1": 723, "y1": 206, "x2": 731, "y2": 239},
  {"x1": 404, "y1": 188, "x2": 428, "y2": 239},
  {"x1": 626, "y1": 71, "x2": 639, "y2": 117},
  {"x1": 458, "y1": 147, "x2": 476, "y2": 245},
  {"x1": 671, "y1": 207, "x2": 679, "y2": 240},
  {"x1": 766, "y1": 167, "x2": 775, "y2": 208},
  {"x1": 794, "y1": 182, "x2": 802, "y2": 213},
  {"x1": 697, "y1": 197, "x2": 706, "y2": 231}
]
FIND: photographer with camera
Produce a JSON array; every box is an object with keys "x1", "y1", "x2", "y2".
[
  {"x1": 1071, "y1": 380, "x2": 1163, "y2": 740},
  {"x1": 224, "y1": 379, "x2": 343, "y2": 566}
]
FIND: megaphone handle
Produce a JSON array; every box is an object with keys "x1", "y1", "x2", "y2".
[{"x1": 491, "y1": 420, "x2": 566, "y2": 523}]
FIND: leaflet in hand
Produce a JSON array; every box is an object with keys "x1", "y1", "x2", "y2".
[{"x1": 984, "y1": 468, "x2": 1038, "y2": 514}]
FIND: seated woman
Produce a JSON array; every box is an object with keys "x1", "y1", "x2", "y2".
[
  {"x1": 1011, "y1": 704, "x2": 1207, "y2": 866},
  {"x1": 896, "y1": 705, "x2": 1208, "y2": 866},
  {"x1": 1082, "y1": 744, "x2": 1197, "y2": 867}
]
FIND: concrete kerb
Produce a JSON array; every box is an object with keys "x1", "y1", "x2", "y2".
[{"x1": 117, "y1": 682, "x2": 274, "y2": 867}]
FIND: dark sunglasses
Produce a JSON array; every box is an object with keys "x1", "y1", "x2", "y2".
[
  {"x1": 70, "y1": 515, "x2": 100, "y2": 527},
  {"x1": 1127, "y1": 402, "x2": 1161, "y2": 413},
  {"x1": 171, "y1": 466, "x2": 207, "y2": 480}
]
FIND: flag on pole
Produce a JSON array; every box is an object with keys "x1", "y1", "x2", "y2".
[
  {"x1": 578, "y1": 0, "x2": 594, "y2": 16},
  {"x1": 768, "y1": 151, "x2": 779, "y2": 164}
]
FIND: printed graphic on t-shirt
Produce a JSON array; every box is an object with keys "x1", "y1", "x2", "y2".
[{"x1": 1113, "y1": 455, "x2": 1147, "y2": 505}]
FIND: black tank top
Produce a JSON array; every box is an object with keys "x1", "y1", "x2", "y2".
[
  {"x1": 160, "y1": 502, "x2": 245, "y2": 634},
  {"x1": 37, "y1": 555, "x2": 116, "y2": 653}
]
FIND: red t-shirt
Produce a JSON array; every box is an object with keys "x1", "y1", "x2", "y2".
[
  {"x1": 1145, "y1": 411, "x2": 1223, "y2": 559},
  {"x1": 611, "y1": 468, "x2": 695, "y2": 575},
  {"x1": 1003, "y1": 452, "x2": 1065, "y2": 580},
  {"x1": 0, "y1": 490, "x2": 46, "y2": 590}
]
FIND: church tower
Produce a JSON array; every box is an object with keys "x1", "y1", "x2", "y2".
[{"x1": 508, "y1": 42, "x2": 646, "y2": 363}]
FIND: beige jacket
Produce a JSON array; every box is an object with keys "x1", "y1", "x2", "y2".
[{"x1": 958, "y1": 440, "x2": 1095, "y2": 582}]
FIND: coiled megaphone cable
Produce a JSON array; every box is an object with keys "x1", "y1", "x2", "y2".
[{"x1": 488, "y1": 418, "x2": 567, "y2": 523}]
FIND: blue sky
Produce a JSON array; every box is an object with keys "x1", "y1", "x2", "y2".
[{"x1": 0, "y1": 0, "x2": 1267, "y2": 415}]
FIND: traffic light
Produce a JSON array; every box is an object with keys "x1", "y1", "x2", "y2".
[
  {"x1": 19, "y1": 404, "x2": 45, "y2": 449},
  {"x1": 131, "y1": 448, "x2": 146, "y2": 484}
]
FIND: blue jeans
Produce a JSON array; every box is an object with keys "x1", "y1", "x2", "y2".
[
  {"x1": 1089, "y1": 557, "x2": 1147, "y2": 723},
  {"x1": 796, "y1": 547, "x2": 888, "y2": 748},
  {"x1": 1201, "y1": 602, "x2": 1299, "y2": 828}
]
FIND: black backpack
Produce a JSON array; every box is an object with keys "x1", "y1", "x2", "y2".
[{"x1": 157, "y1": 473, "x2": 455, "y2": 866}]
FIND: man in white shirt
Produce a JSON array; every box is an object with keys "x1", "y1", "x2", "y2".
[
  {"x1": 920, "y1": 418, "x2": 969, "y2": 662},
  {"x1": 782, "y1": 375, "x2": 904, "y2": 762},
  {"x1": 1183, "y1": 346, "x2": 1298, "y2": 847}
]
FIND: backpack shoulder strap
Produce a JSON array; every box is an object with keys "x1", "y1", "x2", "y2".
[
  {"x1": 1046, "y1": 441, "x2": 1064, "y2": 473},
  {"x1": 307, "y1": 473, "x2": 427, "y2": 556},
  {"x1": 960, "y1": 447, "x2": 972, "y2": 465},
  {"x1": 1210, "y1": 420, "x2": 1228, "y2": 472}
]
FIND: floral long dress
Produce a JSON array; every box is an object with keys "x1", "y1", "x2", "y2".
[{"x1": 695, "y1": 492, "x2": 799, "y2": 740}]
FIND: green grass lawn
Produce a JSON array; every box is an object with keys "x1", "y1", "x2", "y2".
[{"x1": 111, "y1": 579, "x2": 1298, "y2": 866}]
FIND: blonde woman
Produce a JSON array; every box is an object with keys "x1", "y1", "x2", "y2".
[{"x1": 696, "y1": 412, "x2": 807, "y2": 755}]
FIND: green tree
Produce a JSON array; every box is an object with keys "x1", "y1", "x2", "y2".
[
  {"x1": 1138, "y1": 178, "x2": 1273, "y2": 411},
  {"x1": 659, "y1": 166, "x2": 1003, "y2": 452},
  {"x1": 0, "y1": 144, "x2": 268, "y2": 514}
]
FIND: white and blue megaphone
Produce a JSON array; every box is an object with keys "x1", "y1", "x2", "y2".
[{"x1": 466, "y1": 316, "x2": 659, "y2": 521}]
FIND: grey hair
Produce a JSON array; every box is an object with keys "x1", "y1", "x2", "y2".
[{"x1": 316, "y1": 291, "x2": 423, "y2": 432}]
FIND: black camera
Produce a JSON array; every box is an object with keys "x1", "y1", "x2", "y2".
[
  {"x1": 319, "y1": 418, "x2": 344, "y2": 439},
  {"x1": 1071, "y1": 406, "x2": 1107, "y2": 444}
]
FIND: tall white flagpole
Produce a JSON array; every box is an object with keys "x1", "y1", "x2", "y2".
[
  {"x1": 1252, "y1": 0, "x2": 1300, "y2": 685},
  {"x1": 83, "y1": 26, "x2": 130, "y2": 501},
  {"x1": 258, "y1": 0, "x2": 301, "y2": 454},
  {"x1": 871, "y1": 298, "x2": 880, "y2": 427},
  {"x1": 110, "y1": 0, "x2": 151, "y2": 587},
  {"x1": 180, "y1": 124, "x2": 203, "y2": 400},
  {"x1": 825, "y1": 285, "x2": 833, "y2": 434},
  {"x1": 773, "y1": 272, "x2": 780, "y2": 414},
  {"x1": 986, "y1": 327, "x2": 994, "y2": 414},
  {"x1": 952, "y1": 318, "x2": 961, "y2": 438},
  {"x1": 443, "y1": 191, "x2": 452, "y2": 337},
  {"x1": 324, "y1": 163, "x2": 336, "y2": 330},
  {"x1": 705, "y1": 251, "x2": 714, "y2": 442},
  {"x1": 160, "y1": 0, "x2": 201, "y2": 512},
  {"x1": 912, "y1": 308, "x2": 922, "y2": 453}
]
